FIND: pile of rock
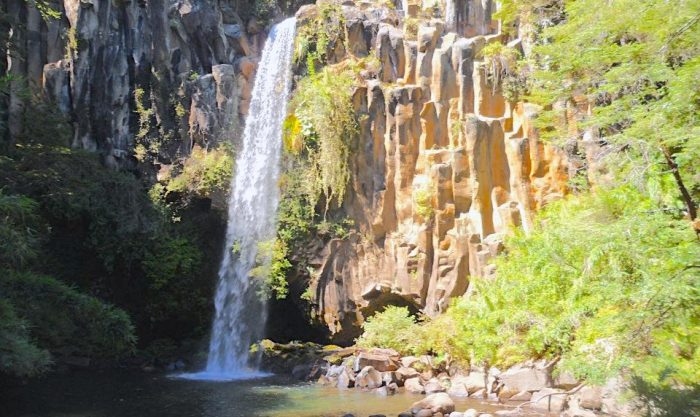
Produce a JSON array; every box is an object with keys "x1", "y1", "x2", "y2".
[{"x1": 255, "y1": 341, "x2": 626, "y2": 416}]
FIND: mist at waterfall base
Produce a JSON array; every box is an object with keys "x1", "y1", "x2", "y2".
[{"x1": 177, "y1": 17, "x2": 296, "y2": 382}]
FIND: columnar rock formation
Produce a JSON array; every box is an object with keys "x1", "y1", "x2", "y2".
[
  {"x1": 298, "y1": 1, "x2": 569, "y2": 341},
  {"x1": 5, "y1": 0, "x2": 265, "y2": 163}
]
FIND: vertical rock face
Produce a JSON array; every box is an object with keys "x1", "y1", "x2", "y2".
[
  {"x1": 297, "y1": 1, "x2": 569, "y2": 342},
  {"x1": 6, "y1": 0, "x2": 266, "y2": 162}
]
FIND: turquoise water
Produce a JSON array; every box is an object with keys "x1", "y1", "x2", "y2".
[{"x1": 1, "y1": 370, "x2": 548, "y2": 417}]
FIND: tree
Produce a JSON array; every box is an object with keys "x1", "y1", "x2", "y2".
[{"x1": 501, "y1": 0, "x2": 700, "y2": 225}]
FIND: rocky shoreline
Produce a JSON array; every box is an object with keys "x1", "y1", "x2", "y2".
[{"x1": 255, "y1": 340, "x2": 630, "y2": 417}]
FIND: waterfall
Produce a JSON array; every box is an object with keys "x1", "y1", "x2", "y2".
[{"x1": 181, "y1": 17, "x2": 296, "y2": 381}]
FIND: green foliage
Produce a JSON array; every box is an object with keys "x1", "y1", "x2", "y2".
[
  {"x1": 0, "y1": 191, "x2": 42, "y2": 269},
  {"x1": 294, "y1": 2, "x2": 345, "y2": 70},
  {"x1": 1, "y1": 270, "x2": 136, "y2": 359},
  {"x1": 0, "y1": 143, "x2": 221, "y2": 349},
  {"x1": 479, "y1": 42, "x2": 527, "y2": 102},
  {"x1": 414, "y1": 183, "x2": 434, "y2": 219},
  {"x1": 356, "y1": 306, "x2": 420, "y2": 355},
  {"x1": 64, "y1": 26, "x2": 79, "y2": 60},
  {"x1": 443, "y1": 187, "x2": 699, "y2": 387},
  {"x1": 30, "y1": 0, "x2": 61, "y2": 21},
  {"x1": 0, "y1": 298, "x2": 51, "y2": 377},
  {"x1": 250, "y1": 239, "x2": 291, "y2": 300},
  {"x1": 511, "y1": 0, "x2": 700, "y2": 218},
  {"x1": 0, "y1": 146, "x2": 159, "y2": 275},
  {"x1": 157, "y1": 144, "x2": 234, "y2": 200},
  {"x1": 403, "y1": 18, "x2": 420, "y2": 41},
  {"x1": 356, "y1": 306, "x2": 453, "y2": 356},
  {"x1": 253, "y1": 0, "x2": 277, "y2": 24},
  {"x1": 286, "y1": 67, "x2": 357, "y2": 211},
  {"x1": 143, "y1": 238, "x2": 203, "y2": 291}
]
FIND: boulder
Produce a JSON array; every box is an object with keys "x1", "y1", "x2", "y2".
[
  {"x1": 401, "y1": 356, "x2": 420, "y2": 368},
  {"x1": 463, "y1": 410, "x2": 477, "y2": 417},
  {"x1": 498, "y1": 364, "x2": 550, "y2": 393},
  {"x1": 578, "y1": 386, "x2": 603, "y2": 410},
  {"x1": 291, "y1": 363, "x2": 312, "y2": 380},
  {"x1": 553, "y1": 371, "x2": 580, "y2": 390},
  {"x1": 337, "y1": 368, "x2": 355, "y2": 389},
  {"x1": 354, "y1": 352, "x2": 398, "y2": 372},
  {"x1": 449, "y1": 413, "x2": 463, "y2": 417},
  {"x1": 410, "y1": 393, "x2": 455, "y2": 415},
  {"x1": 382, "y1": 371, "x2": 399, "y2": 385},
  {"x1": 356, "y1": 366, "x2": 383, "y2": 389},
  {"x1": 530, "y1": 388, "x2": 567, "y2": 412},
  {"x1": 424, "y1": 378, "x2": 447, "y2": 394},
  {"x1": 447, "y1": 372, "x2": 487, "y2": 396},
  {"x1": 405, "y1": 377, "x2": 425, "y2": 394},
  {"x1": 397, "y1": 366, "x2": 420, "y2": 380},
  {"x1": 470, "y1": 388, "x2": 486, "y2": 398}
]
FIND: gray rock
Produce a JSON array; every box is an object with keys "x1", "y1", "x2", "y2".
[
  {"x1": 424, "y1": 378, "x2": 447, "y2": 394},
  {"x1": 498, "y1": 364, "x2": 550, "y2": 393},
  {"x1": 410, "y1": 392, "x2": 455, "y2": 415},
  {"x1": 355, "y1": 366, "x2": 383, "y2": 389},
  {"x1": 579, "y1": 386, "x2": 603, "y2": 410},
  {"x1": 405, "y1": 377, "x2": 425, "y2": 394}
]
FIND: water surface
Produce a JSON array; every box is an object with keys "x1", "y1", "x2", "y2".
[{"x1": 2, "y1": 370, "x2": 549, "y2": 417}]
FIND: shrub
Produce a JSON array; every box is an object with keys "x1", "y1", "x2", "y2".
[
  {"x1": 161, "y1": 144, "x2": 234, "y2": 199},
  {"x1": 0, "y1": 298, "x2": 51, "y2": 377},
  {"x1": 0, "y1": 191, "x2": 42, "y2": 269},
  {"x1": 0, "y1": 270, "x2": 136, "y2": 359},
  {"x1": 413, "y1": 183, "x2": 434, "y2": 220},
  {"x1": 294, "y1": 2, "x2": 345, "y2": 69},
  {"x1": 356, "y1": 306, "x2": 420, "y2": 355}
]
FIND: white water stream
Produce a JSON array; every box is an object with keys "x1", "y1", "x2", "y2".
[{"x1": 181, "y1": 17, "x2": 296, "y2": 381}]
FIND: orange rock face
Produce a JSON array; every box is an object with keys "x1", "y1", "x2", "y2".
[{"x1": 295, "y1": 2, "x2": 569, "y2": 342}]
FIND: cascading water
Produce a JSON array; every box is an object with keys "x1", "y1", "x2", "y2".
[{"x1": 181, "y1": 17, "x2": 296, "y2": 381}]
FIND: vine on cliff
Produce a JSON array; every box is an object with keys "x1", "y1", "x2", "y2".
[{"x1": 284, "y1": 66, "x2": 357, "y2": 212}]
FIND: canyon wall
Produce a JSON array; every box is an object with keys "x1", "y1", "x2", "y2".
[
  {"x1": 297, "y1": 1, "x2": 570, "y2": 342},
  {"x1": 5, "y1": 0, "x2": 572, "y2": 343}
]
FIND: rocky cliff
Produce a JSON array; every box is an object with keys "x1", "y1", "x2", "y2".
[
  {"x1": 295, "y1": 0, "x2": 571, "y2": 342},
  {"x1": 3, "y1": 0, "x2": 279, "y2": 167}
]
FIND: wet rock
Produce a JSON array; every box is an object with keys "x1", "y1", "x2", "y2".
[
  {"x1": 337, "y1": 368, "x2": 355, "y2": 389},
  {"x1": 463, "y1": 410, "x2": 478, "y2": 417},
  {"x1": 355, "y1": 366, "x2": 383, "y2": 389}
]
